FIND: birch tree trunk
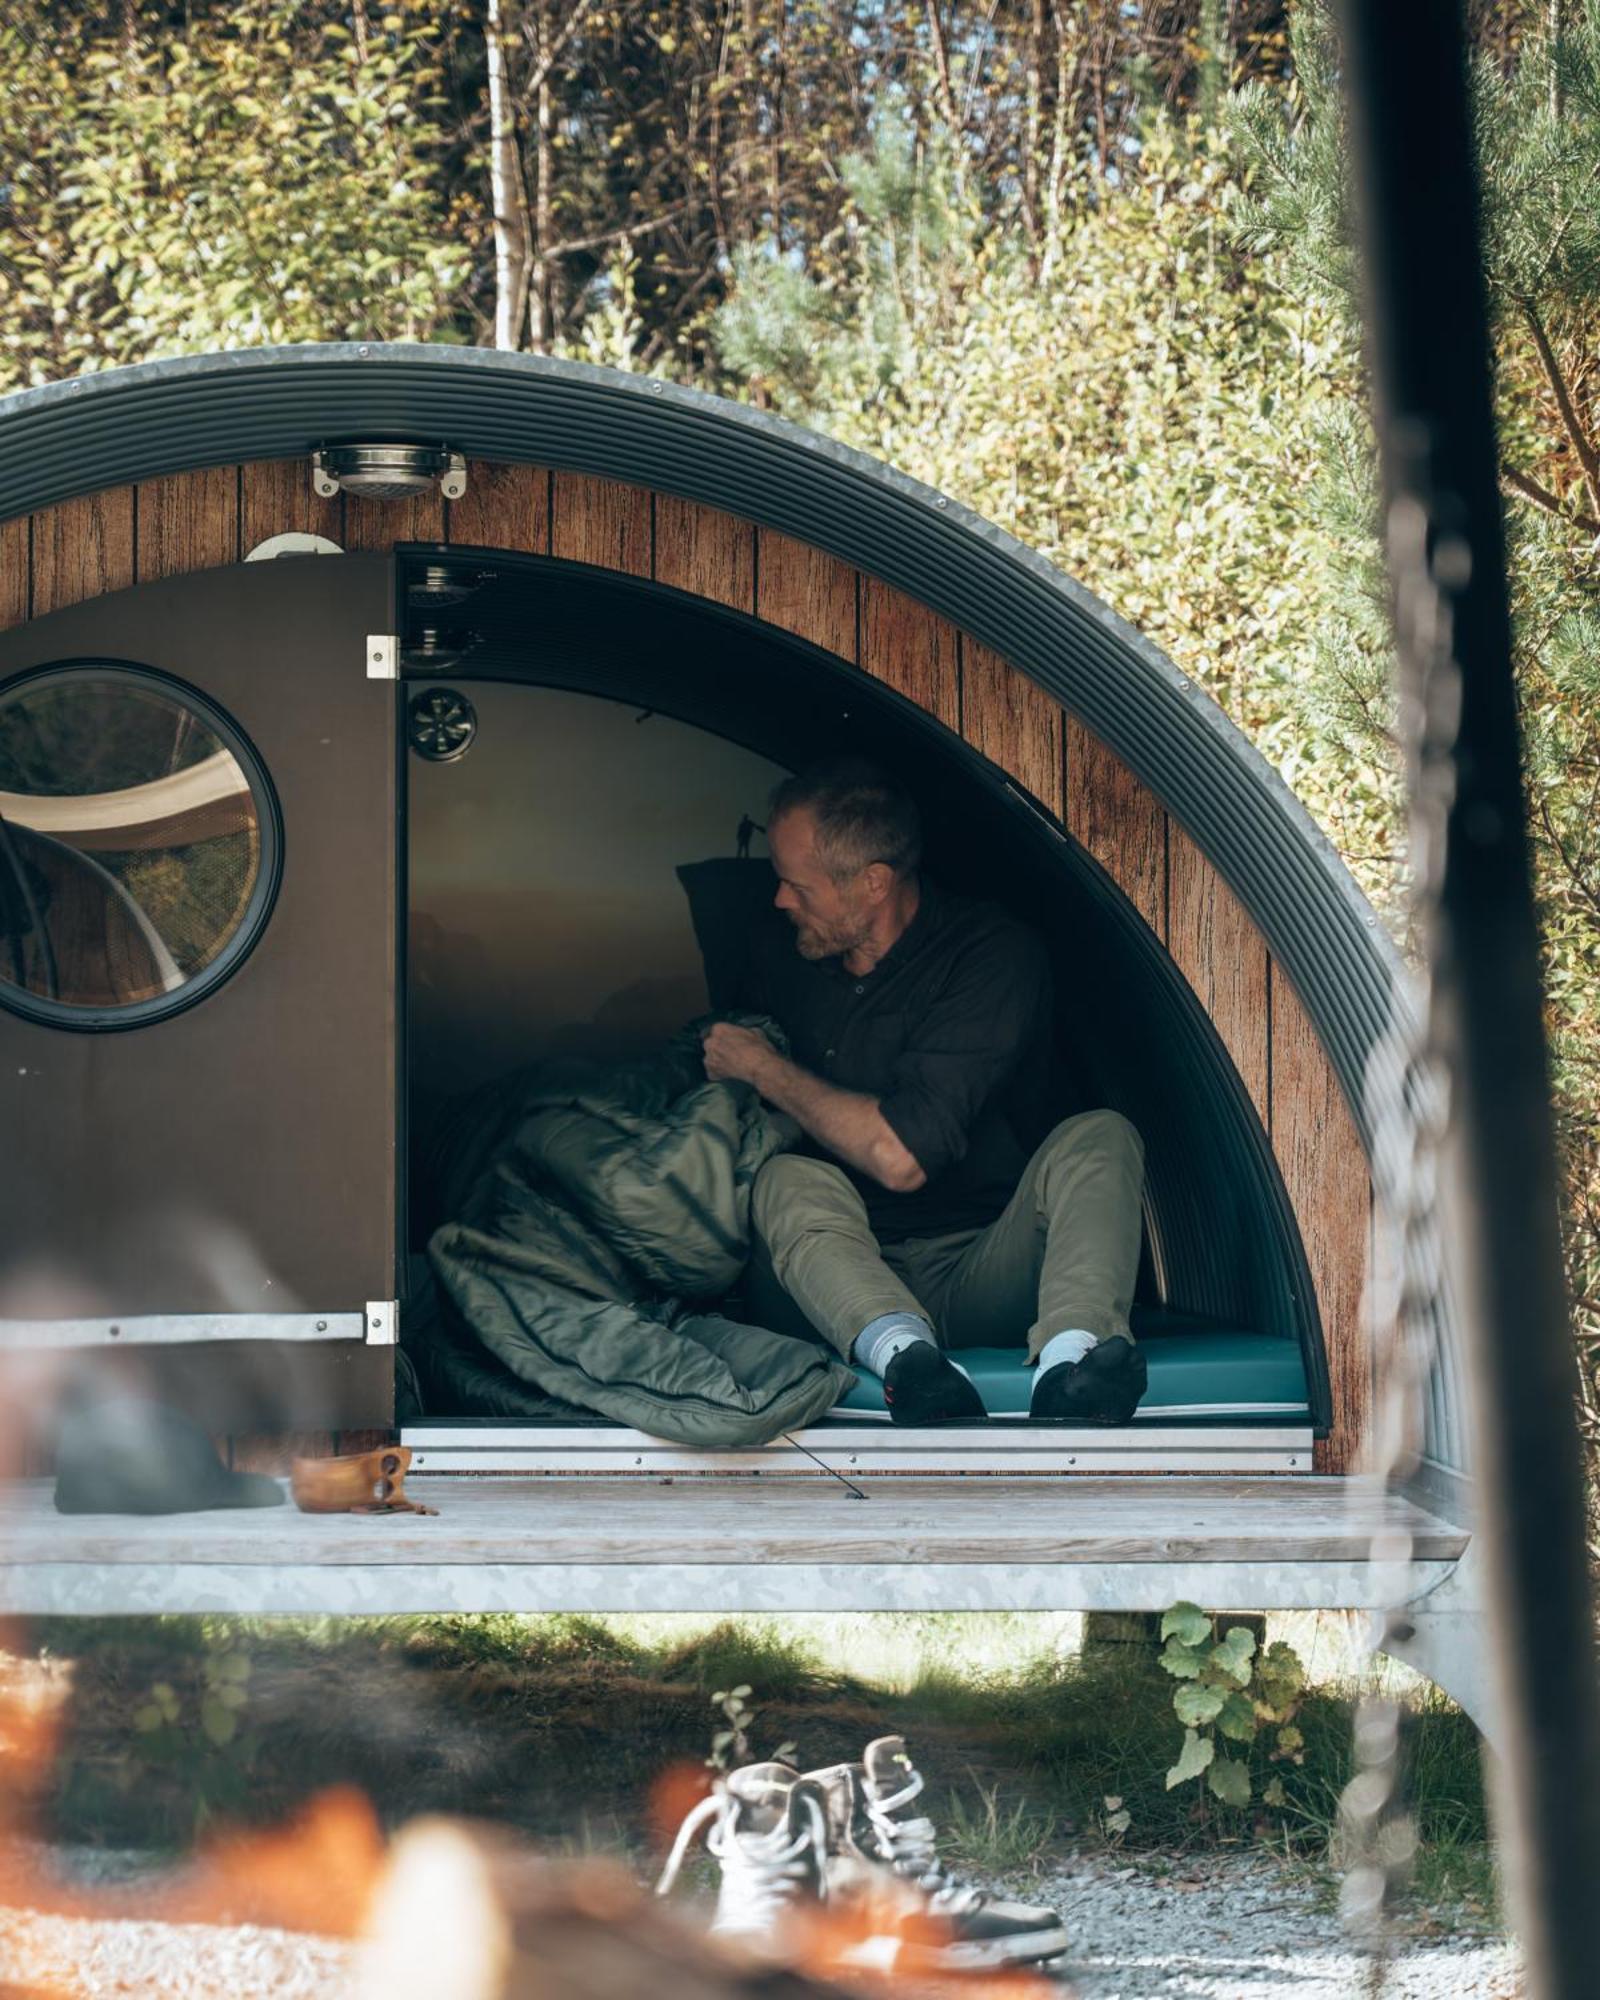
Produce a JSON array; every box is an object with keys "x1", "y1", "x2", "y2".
[{"x1": 487, "y1": 0, "x2": 533, "y2": 351}]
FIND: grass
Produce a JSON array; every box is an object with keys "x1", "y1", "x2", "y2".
[{"x1": 12, "y1": 1611, "x2": 1495, "y2": 1922}]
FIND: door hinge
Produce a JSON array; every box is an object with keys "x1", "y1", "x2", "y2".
[
  {"x1": 365, "y1": 1300, "x2": 398, "y2": 1346},
  {"x1": 366, "y1": 634, "x2": 398, "y2": 680}
]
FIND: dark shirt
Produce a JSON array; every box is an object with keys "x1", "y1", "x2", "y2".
[{"x1": 738, "y1": 879, "x2": 1056, "y2": 1242}]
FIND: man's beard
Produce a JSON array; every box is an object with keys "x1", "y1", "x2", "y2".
[{"x1": 791, "y1": 909, "x2": 871, "y2": 961}]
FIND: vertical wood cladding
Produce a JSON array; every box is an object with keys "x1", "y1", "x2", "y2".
[
  {"x1": 960, "y1": 634, "x2": 1065, "y2": 818},
  {"x1": 240, "y1": 457, "x2": 344, "y2": 553},
  {"x1": 653, "y1": 494, "x2": 755, "y2": 609},
  {"x1": 1066, "y1": 716, "x2": 1167, "y2": 937},
  {"x1": 858, "y1": 577, "x2": 960, "y2": 730},
  {"x1": 4, "y1": 464, "x2": 1375, "y2": 1471},
  {"x1": 136, "y1": 468, "x2": 238, "y2": 580},
  {"x1": 755, "y1": 528, "x2": 858, "y2": 656},
  {"x1": 1167, "y1": 821, "x2": 1271, "y2": 1128},
  {"x1": 1270, "y1": 967, "x2": 1374, "y2": 1473},
  {"x1": 31, "y1": 490, "x2": 134, "y2": 615},
  {"x1": 447, "y1": 461, "x2": 551, "y2": 555},
  {"x1": 0, "y1": 517, "x2": 26, "y2": 633},
  {"x1": 551, "y1": 472, "x2": 650, "y2": 575}
]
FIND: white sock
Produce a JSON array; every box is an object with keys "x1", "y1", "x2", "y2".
[
  {"x1": 853, "y1": 1312, "x2": 935, "y2": 1377},
  {"x1": 1035, "y1": 1328, "x2": 1099, "y2": 1375}
]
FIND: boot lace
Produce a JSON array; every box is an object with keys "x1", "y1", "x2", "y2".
[
  {"x1": 656, "y1": 1786, "x2": 829, "y2": 1935},
  {"x1": 865, "y1": 1766, "x2": 985, "y2": 1916}
]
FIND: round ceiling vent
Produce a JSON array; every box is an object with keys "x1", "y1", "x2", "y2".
[{"x1": 408, "y1": 687, "x2": 477, "y2": 763}]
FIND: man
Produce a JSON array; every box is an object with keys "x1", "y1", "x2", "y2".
[{"x1": 700, "y1": 756, "x2": 1148, "y2": 1426}]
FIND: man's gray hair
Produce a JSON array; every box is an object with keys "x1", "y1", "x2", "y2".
[{"x1": 768, "y1": 756, "x2": 922, "y2": 882}]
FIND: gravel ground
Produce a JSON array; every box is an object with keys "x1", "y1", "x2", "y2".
[
  {"x1": 0, "y1": 1844, "x2": 1521, "y2": 1999},
  {"x1": 1033, "y1": 1850, "x2": 1521, "y2": 1999}
]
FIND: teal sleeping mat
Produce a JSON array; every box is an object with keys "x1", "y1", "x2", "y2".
[{"x1": 829, "y1": 1306, "x2": 1310, "y2": 1421}]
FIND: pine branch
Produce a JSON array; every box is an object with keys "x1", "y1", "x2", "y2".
[
  {"x1": 1538, "y1": 792, "x2": 1600, "y2": 929},
  {"x1": 1522, "y1": 300, "x2": 1600, "y2": 522},
  {"x1": 1504, "y1": 463, "x2": 1600, "y2": 535}
]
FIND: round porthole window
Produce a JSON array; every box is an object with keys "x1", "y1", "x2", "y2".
[{"x1": 0, "y1": 663, "x2": 281, "y2": 1030}]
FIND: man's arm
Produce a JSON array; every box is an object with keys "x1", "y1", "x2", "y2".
[{"x1": 701, "y1": 1022, "x2": 926, "y2": 1191}]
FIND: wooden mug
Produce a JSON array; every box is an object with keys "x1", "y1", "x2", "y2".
[{"x1": 290, "y1": 1444, "x2": 436, "y2": 1516}]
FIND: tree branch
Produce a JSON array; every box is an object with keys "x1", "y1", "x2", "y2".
[
  {"x1": 923, "y1": 0, "x2": 964, "y2": 138},
  {"x1": 520, "y1": 0, "x2": 600, "y2": 101},
  {"x1": 1503, "y1": 463, "x2": 1600, "y2": 536},
  {"x1": 1521, "y1": 299, "x2": 1600, "y2": 522}
]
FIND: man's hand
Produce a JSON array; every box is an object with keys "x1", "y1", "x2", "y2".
[
  {"x1": 702, "y1": 1021, "x2": 926, "y2": 1192},
  {"x1": 701, "y1": 1020, "x2": 780, "y2": 1088}
]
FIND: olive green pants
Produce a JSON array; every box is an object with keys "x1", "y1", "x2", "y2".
[{"x1": 746, "y1": 1110, "x2": 1145, "y2": 1363}]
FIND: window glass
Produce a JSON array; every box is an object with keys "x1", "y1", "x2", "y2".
[{"x1": 0, "y1": 668, "x2": 272, "y2": 1024}]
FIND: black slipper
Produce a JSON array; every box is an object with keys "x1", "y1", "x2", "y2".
[
  {"x1": 1029, "y1": 1339, "x2": 1148, "y2": 1425},
  {"x1": 883, "y1": 1342, "x2": 988, "y2": 1426}
]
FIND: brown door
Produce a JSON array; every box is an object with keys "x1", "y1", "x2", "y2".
[{"x1": 0, "y1": 557, "x2": 397, "y2": 1429}]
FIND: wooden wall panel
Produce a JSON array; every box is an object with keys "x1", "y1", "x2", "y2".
[
  {"x1": 961, "y1": 637, "x2": 1065, "y2": 818},
  {"x1": 756, "y1": 529, "x2": 857, "y2": 657},
  {"x1": 1066, "y1": 715, "x2": 1166, "y2": 935},
  {"x1": 0, "y1": 517, "x2": 27, "y2": 633},
  {"x1": 858, "y1": 577, "x2": 960, "y2": 728},
  {"x1": 31, "y1": 491, "x2": 134, "y2": 615},
  {"x1": 551, "y1": 472, "x2": 650, "y2": 575},
  {"x1": 1270, "y1": 965, "x2": 1373, "y2": 1473},
  {"x1": 239, "y1": 457, "x2": 344, "y2": 552},
  {"x1": 449, "y1": 460, "x2": 551, "y2": 554},
  {"x1": 1167, "y1": 822, "x2": 1270, "y2": 1127},
  {"x1": 342, "y1": 487, "x2": 446, "y2": 552},
  {"x1": 136, "y1": 467, "x2": 238, "y2": 581},
  {"x1": 653, "y1": 494, "x2": 755, "y2": 610}
]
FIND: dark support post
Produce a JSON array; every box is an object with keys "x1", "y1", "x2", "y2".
[{"x1": 1335, "y1": 2, "x2": 1600, "y2": 1992}]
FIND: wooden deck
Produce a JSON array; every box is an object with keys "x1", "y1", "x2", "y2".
[{"x1": 0, "y1": 1475, "x2": 1470, "y2": 1617}]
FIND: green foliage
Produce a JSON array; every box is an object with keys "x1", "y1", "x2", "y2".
[
  {"x1": 941, "y1": 1778, "x2": 1058, "y2": 1872},
  {"x1": 0, "y1": 0, "x2": 470, "y2": 384},
  {"x1": 713, "y1": 107, "x2": 1402, "y2": 923},
  {"x1": 1159, "y1": 1604, "x2": 1307, "y2": 1812},
  {"x1": 128, "y1": 1630, "x2": 259, "y2": 1834},
  {"x1": 705, "y1": 1681, "x2": 797, "y2": 1773}
]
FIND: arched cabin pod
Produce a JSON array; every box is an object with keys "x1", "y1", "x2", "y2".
[{"x1": 0, "y1": 348, "x2": 1482, "y2": 1722}]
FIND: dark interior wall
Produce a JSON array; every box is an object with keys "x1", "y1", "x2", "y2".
[{"x1": 408, "y1": 685, "x2": 786, "y2": 1133}]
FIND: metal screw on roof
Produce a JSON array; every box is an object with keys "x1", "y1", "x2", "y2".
[
  {"x1": 935, "y1": 496, "x2": 948, "y2": 508},
  {"x1": 358, "y1": 344, "x2": 370, "y2": 357},
  {"x1": 651, "y1": 382, "x2": 665, "y2": 395}
]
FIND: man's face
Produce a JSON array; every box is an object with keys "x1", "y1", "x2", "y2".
[{"x1": 768, "y1": 808, "x2": 875, "y2": 960}]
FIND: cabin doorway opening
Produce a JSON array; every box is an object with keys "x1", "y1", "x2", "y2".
[{"x1": 395, "y1": 551, "x2": 1324, "y2": 1461}]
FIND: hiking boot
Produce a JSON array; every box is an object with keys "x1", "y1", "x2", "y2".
[
  {"x1": 804, "y1": 1736, "x2": 1068, "y2": 1973},
  {"x1": 882, "y1": 1342, "x2": 987, "y2": 1426},
  {"x1": 1030, "y1": 1336, "x2": 1148, "y2": 1425},
  {"x1": 655, "y1": 1761, "x2": 829, "y2": 1944}
]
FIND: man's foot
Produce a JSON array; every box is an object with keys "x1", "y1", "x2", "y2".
[
  {"x1": 882, "y1": 1342, "x2": 987, "y2": 1425},
  {"x1": 1030, "y1": 1337, "x2": 1147, "y2": 1424},
  {"x1": 806, "y1": 1736, "x2": 1068, "y2": 1973}
]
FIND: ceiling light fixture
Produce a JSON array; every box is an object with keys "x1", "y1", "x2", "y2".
[{"x1": 311, "y1": 443, "x2": 468, "y2": 501}]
